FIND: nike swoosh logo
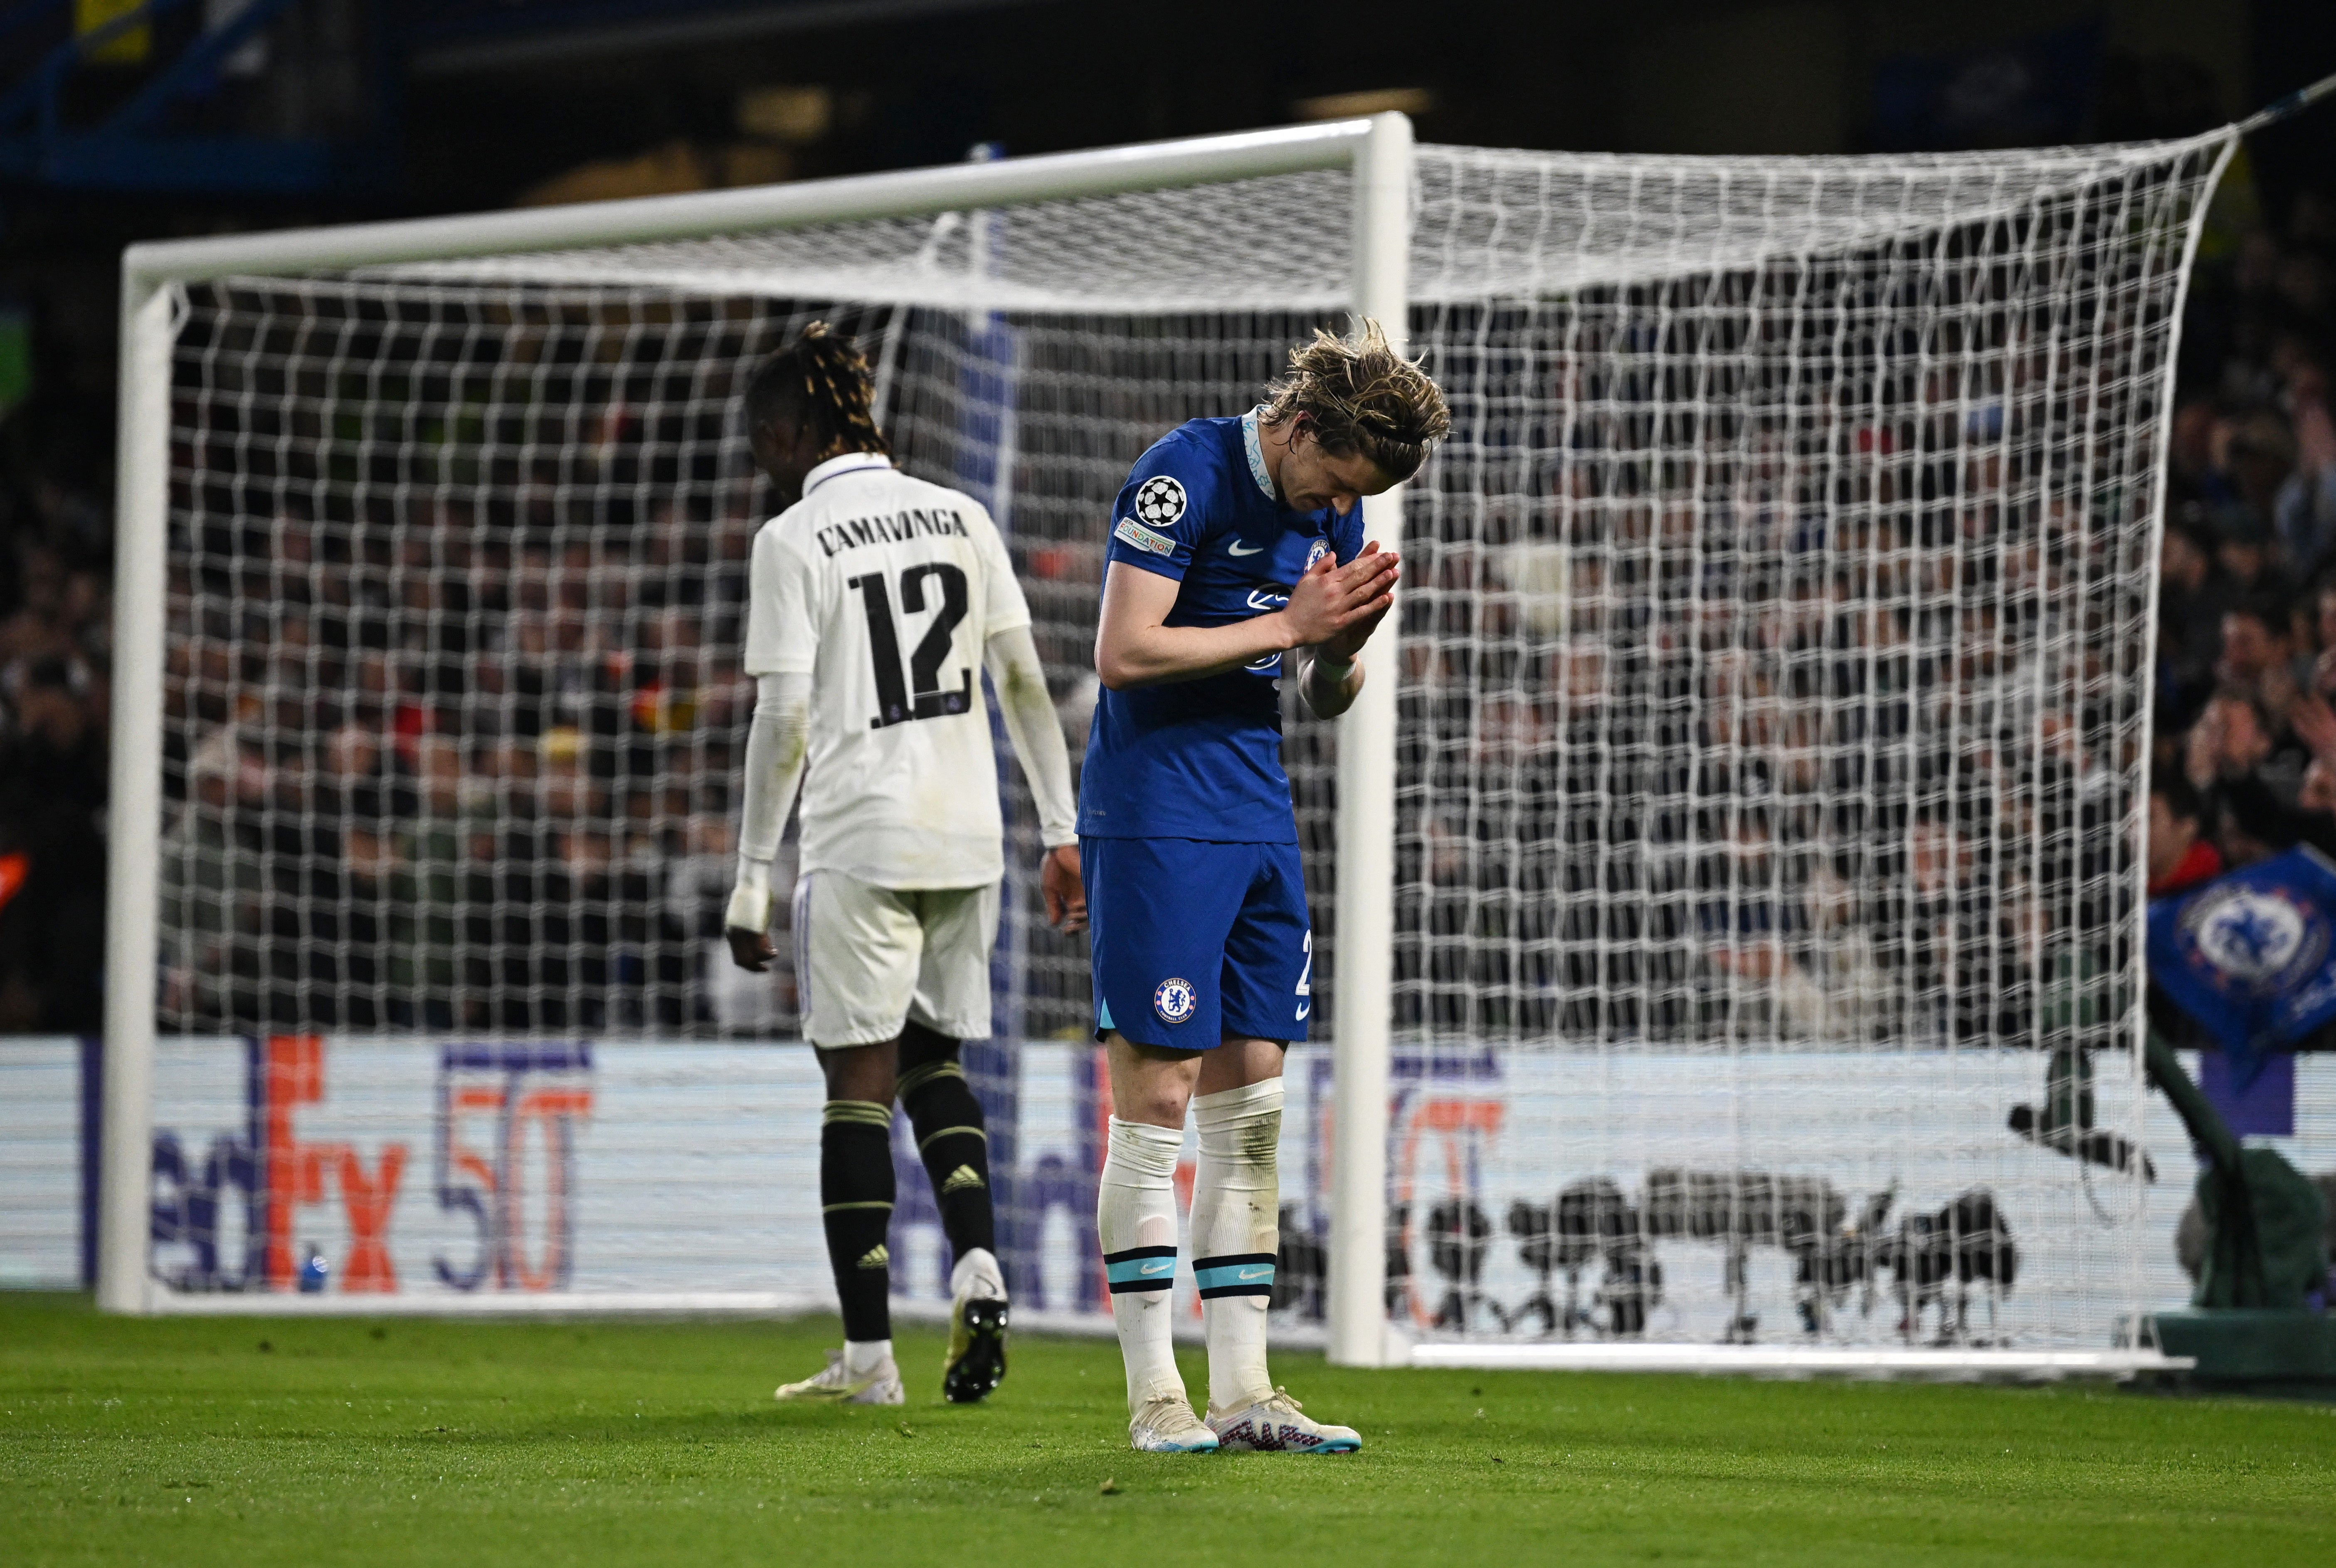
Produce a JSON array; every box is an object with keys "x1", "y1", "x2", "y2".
[
  {"x1": 1228, "y1": 540, "x2": 1263, "y2": 556},
  {"x1": 1140, "y1": 1261, "x2": 1171, "y2": 1275},
  {"x1": 1296, "y1": 1003, "x2": 1310, "y2": 1020},
  {"x1": 1236, "y1": 1267, "x2": 1271, "y2": 1281}
]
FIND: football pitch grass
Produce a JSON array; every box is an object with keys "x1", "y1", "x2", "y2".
[{"x1": 4, "y1": 1294, "x2": 2331, "y2": 1566}]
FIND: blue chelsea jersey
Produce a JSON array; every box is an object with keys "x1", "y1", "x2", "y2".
[{"x1": 1077, "y1": 410, "x2": 1364, "y2": 843}]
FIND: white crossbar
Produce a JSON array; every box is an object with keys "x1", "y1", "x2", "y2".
[{"x1": 121, "y1": 120, "x2": 1378, "y2": 284}]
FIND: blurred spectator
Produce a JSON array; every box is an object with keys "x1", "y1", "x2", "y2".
[
  {"x1": 2207, "y1": 499, "x2": 2275, "y2": 596},
  {"x1": 2146, "y1": 774, "x2": 2222, "y2": 897},
  {"x1": 2214, "y1": 595, "x2": 2299, "y2": 713},
  {"x1": 2212, "y1": 415, "x2": 2297, "y2": 545},
  {"x1": 2124, "y1": 155, "x2": 2336, "y2": 900},
  {"x1": 0, "y1": 656, "x2": 106, "y2": 1031},
  {"x1": 2157, "y1": 515, "x2": 2236, "y2": 718}
]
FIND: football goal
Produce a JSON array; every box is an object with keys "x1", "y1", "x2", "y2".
[{"x1": 104, "y1": 113, "x2": 2237, "y2": 1373}]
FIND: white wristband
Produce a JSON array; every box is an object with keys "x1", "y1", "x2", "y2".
[{"x1": 726, "y1": 856, "x2": 775, "y2": 935}]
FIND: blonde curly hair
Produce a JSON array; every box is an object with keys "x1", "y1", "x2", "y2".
[{"x1": 1259, "y1": 318, "x2": 1450, "y2": 481}]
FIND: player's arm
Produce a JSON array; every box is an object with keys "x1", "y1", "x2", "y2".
[
  {"x1": 724, "y1": 672, "x2": 811, "y2": 971},
  {"x1": 983, "y1": 624, "x2": 1086, "y2": 932},
  {"x1": 1298, "y1": 541, "x2": 1395, "y2": 719},
  {"x1": 1299, "y1": 650, "x2": 1367, "y2": 720},
  {"x1": 725, "y1": 526, "x2": 816, "y2": 972},
  {"x1": 1094, "y1": 543, "x2": 1400, "y2": 691}
]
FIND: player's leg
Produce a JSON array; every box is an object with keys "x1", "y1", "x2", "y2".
[
  {"x1": 1103, "y1": 1035, "x2": 1209, "y2": 1449},
  {"x1": 775, "y1": 870, "x2": 915, "y2": 1406},
  {"x1": 897, "y1": 1021, "x2": 1011, "y2": 1402},
  {"x1": 1085, "y1": 835, "x2": 1244, "y2": 1452},
  {"x1": 1195, "y1": 841, "x2": 1358, "y2": 1453},
  {"x1": 898, "y1": 1023, "x2": 1001, "y2": 1275},
  {"x1": 1189, "y1": 1035, "x2": 1285, "y2": 1415},
  {"x1": 811, "y1": 1038, "x2": 902, "y2": 1391},
  {"x1": 903, "y1": 883, "x2": 1005, "y2": 1292},
  {"x1": 901, "y1": 881, "x2": 1010, "y2": 1401}
]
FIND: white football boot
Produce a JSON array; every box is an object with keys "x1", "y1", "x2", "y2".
[
  {"x1": 1206, "y1": 1388, "x2": 1361, "y2": 1453},
  {"x1": 774, "y1": 1349, "x2": 905, "y2": 1405},
  {"x1": 1128, "y1": 1392, "x2": 1221, "y2": 1453}
]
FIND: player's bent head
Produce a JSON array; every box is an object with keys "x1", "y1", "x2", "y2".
[
  {"x1": 1261, "y1": 318, "x2": 1452, "y2": 491},
  {"x1": 744, "y1": 321, "x2": 893, "y2": 474}
]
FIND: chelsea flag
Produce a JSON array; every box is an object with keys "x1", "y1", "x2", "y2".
[{"x1": 2148, "y1": 844, "x2": 2336, "y2": 1088}]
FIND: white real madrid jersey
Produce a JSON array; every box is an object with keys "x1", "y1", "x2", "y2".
[{"x1": 743, "y1": 451, "x2": 1031, "y2": 888}]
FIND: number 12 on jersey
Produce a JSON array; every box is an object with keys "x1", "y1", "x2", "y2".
[{"x1": 849, "y1": 563, "x2": 973, "y2": 729}]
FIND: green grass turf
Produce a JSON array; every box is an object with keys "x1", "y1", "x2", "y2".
[{"x1": 4, "y1": 1294, "x2": 2332, "y2": 1566}]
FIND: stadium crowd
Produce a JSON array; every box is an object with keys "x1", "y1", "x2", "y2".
[
  {"x1": 2, "y1": 168, "x2": 2334, "y2": 1041},
  {"x1": 1380, "y1": 175, "x2": 2336, "y2": 1050},
  {"x1": 153, "y1": 491, "x2": 774, "y2": 1032},
  {"x1": 2149, "y1": 186, "x2": 2336, "y2": 898},
  {"x1": 0, "y1": 475, "x2": 111, "y2": 1032}
]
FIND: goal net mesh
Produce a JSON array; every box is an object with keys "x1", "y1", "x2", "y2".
[{"x1": 147, "y1": 135, "x2": 2229, "y2": 1346}]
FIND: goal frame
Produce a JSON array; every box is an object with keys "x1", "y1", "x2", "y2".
[
  {"x1": 99, "y1": 117, "x2": 2212, "y2": 1381},
  {"x1": 100, "y1": 116, "x2": 1415, "y2": 1364}
]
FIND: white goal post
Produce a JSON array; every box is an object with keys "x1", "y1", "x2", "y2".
[
  {"x1": 102, "y1": 117, "x2": 1418, "y2": 1354},
  {"x1": 102, "y1": 113, "x2": 2243, "y2": 1376}
]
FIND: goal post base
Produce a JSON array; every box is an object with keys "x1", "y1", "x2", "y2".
[
  {"x1": 1406, "y1": 1343, "x2": 2193, "y2": 1381},
  {"x1": 2136, "y1": 1309, "x2": 2336, "y2": 1388},
  {"x1": 135, "y1": 1286, "x2": 2191, "y2": 1377},
  {"x1": 133, "y1": 1288, "x2": 1327, "y2": 1351}
]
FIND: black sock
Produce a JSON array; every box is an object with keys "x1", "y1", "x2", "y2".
[
  {"x1": 898, "y1": 1033, "x2": 997, "y2": 1270},
  {"x1": 819, "y1": 1099, "x2": 895, "y2": 1343}
]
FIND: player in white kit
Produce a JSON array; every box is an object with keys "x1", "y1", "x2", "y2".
[{"x1": 723, "y1": 324, "x2": 1083, "y2": 1406}]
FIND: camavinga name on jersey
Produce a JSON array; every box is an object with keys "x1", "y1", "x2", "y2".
[{"x1": 814, "y1": 508, "x2": 974, "y2": 558}]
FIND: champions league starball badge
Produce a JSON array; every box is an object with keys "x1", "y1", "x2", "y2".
[
  {"x1": 2177, "y1": 880, "x2": 2329, "y2": 995},
  {"x1": 1152, "y1": 976, "x2": 1197, "y2": 1024},
  {"x1": 1133, "y1": 475, "x2": 1187, "y2": 528}
]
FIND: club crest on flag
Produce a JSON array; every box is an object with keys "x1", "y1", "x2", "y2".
[
  {"x1": 2148, "y1": 845, "x2": 2336, "y2": 1086},
  {"x1": 2180, "y1": 882, "x2": 2322, "y2": 990}
]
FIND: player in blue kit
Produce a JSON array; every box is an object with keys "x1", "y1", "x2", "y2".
[{"x1": 1081, "y1": 322, "x2": 1450, "y2": 1453}]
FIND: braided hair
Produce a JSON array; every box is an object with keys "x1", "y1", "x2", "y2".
[{"x1": 744, "y1": 321, "x2": 893, "y2": 461}]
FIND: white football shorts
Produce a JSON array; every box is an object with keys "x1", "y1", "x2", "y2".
[{"x1": 792, "y1": 870, "x2": 999, "y2": 1048}]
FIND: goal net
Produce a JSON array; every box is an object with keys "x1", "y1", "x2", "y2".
[{"x1": 117, "y1": 122, "x2": 2232, "y2": 1363}]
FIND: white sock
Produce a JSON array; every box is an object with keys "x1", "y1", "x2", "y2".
[
  {"x1": 950, "y1": 1245, "x2": 1006, "y2": 1302},
  {"x1": 1097, "y1": 1114, "x2": 1187, "y2": 1413},
  {"x1": 1191, "y1": 1080, "x2": 1283, "y2": 1412},
  {"x1": 843, "y1": 1337, "x2": 893, "y2": 1376}
]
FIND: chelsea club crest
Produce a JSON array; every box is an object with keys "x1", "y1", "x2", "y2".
[
  {"x1": 2179, "y1": 881, "x2": 2327, "y2": 994},
  {"x1": 1153, "y1": 976, "x2": 1197, "y2": 1025}
]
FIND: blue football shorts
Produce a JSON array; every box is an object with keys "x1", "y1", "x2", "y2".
[{"x1": 1080, "y1": 836, "x2": 1313, "y2": 1049}]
